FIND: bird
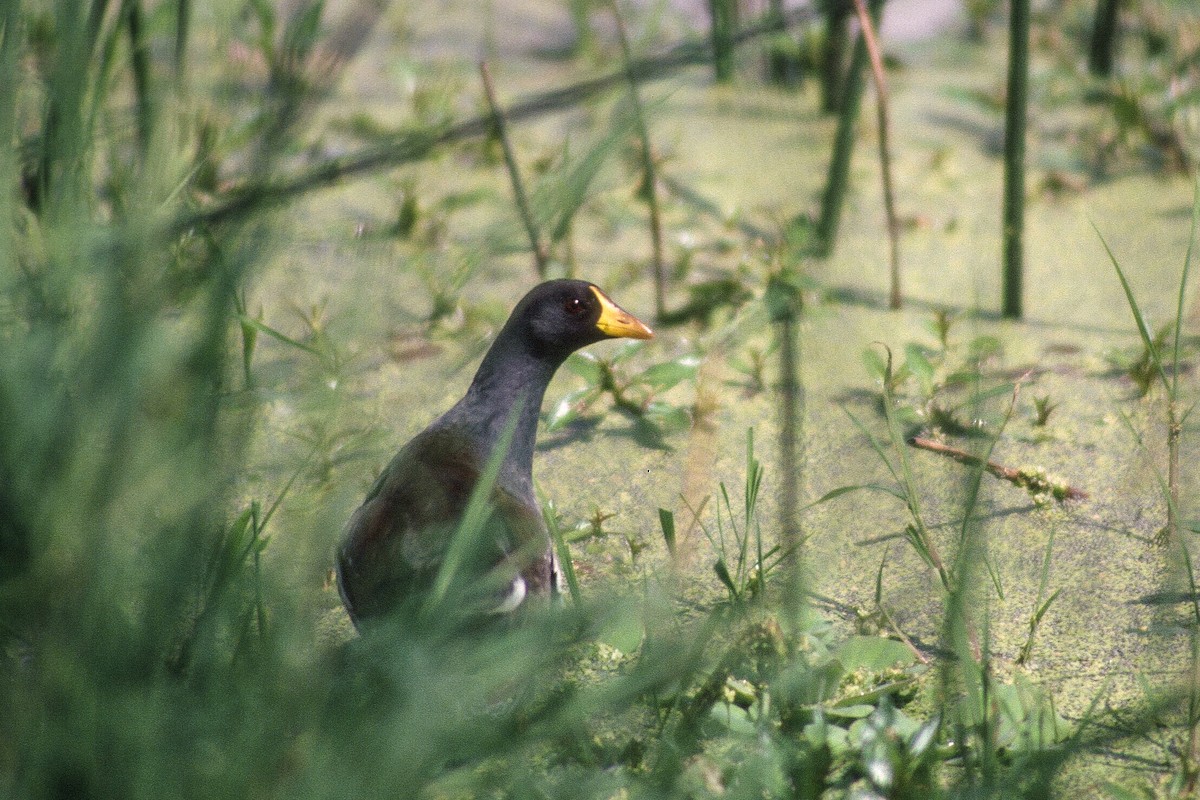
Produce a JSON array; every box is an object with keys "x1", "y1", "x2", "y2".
[{"x1": 336, "y1": 279, "x2": 654, "y2": 627}]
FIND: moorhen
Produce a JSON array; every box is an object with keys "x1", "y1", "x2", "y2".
[{"x1": 336, "y1": 279, "x2": 653, "y2": 626}]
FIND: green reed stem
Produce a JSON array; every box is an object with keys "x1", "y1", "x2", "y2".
[
  {"x1": 1087, "y1": 0, "x2": 1121, "y2": 77},
  {"x1": 819, "y1": 0, "x2": 850, "y2": 114},
  {"x1": 174, "y1": 0, "x2": 191, "y2": 79},
  {"x1": 707, "y1": 0, "x2": 737, "y2": 82},
  {"x1": 123, "y1": 0, "x2": 153, "y2": 153},
  {"x1": 767, "y1": 272, "x2": 805, "y2": 621},
  {"x1": 816, "y1": 0, "x2": 883, "y2": 256},
  {"x1": 480, "y1": 61, "x2": 549, "y2": 278},
  {"x1": 851, "y1": 0, "x2": 901, "y2": 309},
  {"x1": 1002, "y1": 0, "x2": 1029, "y2": 319}
]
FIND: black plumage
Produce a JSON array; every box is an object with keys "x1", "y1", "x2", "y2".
[{"x1": 336, "y1": 280, "x2": 653, "y2": 626}]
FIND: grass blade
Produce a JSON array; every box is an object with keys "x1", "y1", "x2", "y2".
[
  {"x1": 1172, "y1": 179, "x2": 1198, "y2": 395},
  {"x1": 1093, "y1": 221, "x2": 1170, "y2": 394},
  {"x1": 658, "y1": 507, "x2": 676, "y2": 558}
]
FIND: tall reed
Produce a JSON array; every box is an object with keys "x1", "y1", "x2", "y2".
[
  {"x1": 1002, "y1": 0, "x2": 1030, "y2": 319},
  {"x1": 816, "y1": 0, "x2": 884, "y2": 256}
]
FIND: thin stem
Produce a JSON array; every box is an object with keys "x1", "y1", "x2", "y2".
[
  {"x1": 909, "y1": 436, "x2": 1088, "y2": 501},
  {"x1": 174, "y1": 0, "x2": 191, "y2": 80},
  {"x1": 768, "y1": 271, "x2": 805, "y2": 623},
  {"x1": 123, "y1": 0, "x2": 152, "y2": 155},
  {"x1": 816, "y1": 0, "x2": 883, "y2": 255},
  {"x1": 479, "y1": 61, "x2": 549, "y2": 278},
  {"x1": 1087, "y1": 0, "x2": 1121, "y2": 77},
  {"x1": 819, "y1": 0, "x2": 850, "y2": 114},
  {"x1": 707, "y1": 0, "x2": 736, "y2": 82},
  {"x1": 778, "y1": 309, "x2": 803, "y2": 619},
  {"x1": 878, "y1": 602, "x2": 930, "y2": 664},
  {"x1": 850, "y1": 0, "x2": 901, "y2": 309},
  {"x1": 1168, "y1": 398, "x2": 1181, "y2": 545},
  {"x1": 1002, "y1": 0, "x2": 1030, "y2": 319},
  {"x1": 610, "y1": 0, "x2": 667, "y2": 319}
]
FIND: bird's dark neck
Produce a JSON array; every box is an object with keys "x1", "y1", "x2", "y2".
[{"x1": 441, "y1": 334, "x2": 561, "y2": 494}]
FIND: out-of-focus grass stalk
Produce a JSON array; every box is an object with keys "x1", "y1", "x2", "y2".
[
  {"x1": 1087, "y1": 0, "x2": 1121, "y2": 77},
  {"x1": 819, "y1": 0, "x2": 850, "y2": 114},
  {"x1": 1095, "y1": 180, "x2": 1195, "y2": 548},
  {"x1": 877, "y1": 348, "x2": 949, "y2": 591},
  {"x1": 124, "y1": 0, "x2": 153, "y2": 153},
  {"x1": 816, "y1": 0, "x2": 883, "y2": 257},
  {"x1": 1016, "y1": 528, "x2": 1061, "y2": 665},
  {"x1": 850, "y1": 0, "x2": 902, "y2": 309},
  {"x1": 939, "y1": 383, "x2": 1027, "y2": 794},
  {"x1": 174, "y1": 0, "x2": 191, "y2": 77},
  {"x1": 1098, "y1": 186, "x2": 1197, "y2": 786},
  {"x1": 610, "y1": 0, "x2": 666, "y2": 319},
  {"x1": 766, "y1": 271, "x2": 805, "y2": 623},
  {"x1": 1002, "y1": 0, "x2": 1029, "y2": 319},
  {"x1": 480, "y1": 60, "x2": 549, "y2": 278},
  {"x1": 707, "y1": 0, "x2": 736, "y2": 83}
]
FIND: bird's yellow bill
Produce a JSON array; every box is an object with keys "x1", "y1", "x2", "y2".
[{"x1": 591, "y1": 286, "x2": 654, "y2": 340}]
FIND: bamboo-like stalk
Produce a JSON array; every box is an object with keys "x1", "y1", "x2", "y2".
[
  {"x1": 1168, "y1": 398, "x2": 1181, "y2": 544},
  {"x1": 850, "y1": 0, "x2": 901, "y2": 309},
  {"x1": 1087, "y1": 0, "x2": 1121, "y2": 77},
  {"x1": 816, "y1": 0, "x2": 883, "y2": 256},
  {"x1": 174, "y1": 0, "x2": 190, "y2": 79},
  {"x1": 763, "y1": 0, "x2": 791, "y2": 87},
  {"x1": 768, "y1": 273, "x2": 805, "y2": 623},
  {"x1": 819, "y1": 0, "x2": 850, "y2": 114},
  {"x1": 778, "y1": 310, "x2": 803, "y2": 619},
  {"x1": 479, "y1": 61, "x2": 549, "y2": 278},
  {"x1": 707, "y1": 0, "x2": 736, "y2": 83},
  {"x1": 124, "y1": 0, "x2": 153, "y2": 154},
  {"x1": 1002, "y1": 0, "x2": 1030, "y2": 319},
  {"x1": 610, "y1": 0, "x2": 666, "y2": 319}
]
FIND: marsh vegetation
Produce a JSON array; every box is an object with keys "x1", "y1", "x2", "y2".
[{"x1": 2, "y1": 0, "x2": 1200, "y2": 797}]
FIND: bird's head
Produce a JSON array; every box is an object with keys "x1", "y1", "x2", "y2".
[{"x1": 509, "y1": 279, "x2": 653, "y2": 363}]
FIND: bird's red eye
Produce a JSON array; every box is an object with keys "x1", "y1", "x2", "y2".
[{"x1": 564, "y1": 297, "x2": 585, "y2": 315}]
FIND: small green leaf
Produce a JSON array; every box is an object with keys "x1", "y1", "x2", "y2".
[
  {"x1": 908, "y1": 715, "x2": 940, "y2": 758},
  {"x1": 642, "y1": 402, "x2": 691, "y2": 432},
  {"x1": 597, "y1": 605, "x2": 644, "y2": 654},
  {"x1": 862, "y1": 347, "x2": 887, "y2": 380},
  {"x1": 224, "y1": 506, "x2": 255, "y2": 564},
  {"x1": 564, "y1": 351, "x2": 602, "y2": 383},
  {"x1": 708, "y1": 702, "x2": 757, "y2": 735},
  {"x1": 805, "y1": 718, "x2": 850, "y2": 754},
  {"x1": 904, "y1": 343, "x2": 936, "y2": 393},
  {"x1": 825, "y1": 704, "x2": 875, "y2": 719},
  {"x1": 637, "y1": 356, "x2": 700, "y2": 391},
  {"x1": 658, "y1": 508, "x2": 676, "y2": 556},
  {"x1": 765, "y1": 271, "x2": 802, "y2": 321},
  {"x1": 833, "y1": 635, "x2": 919, "y2": 672},
  {"x1": 967, "y1": 335, "x2": 1003, "y2": 360},
  {"x1": 610, "y1": 340, "x2": 645, "y2": 363},
  {"x1": 1032, "y1": 586, "x2": 1063, "y2": 626},
  {"x1": 713, "y1": 558, "x2": 737, "y2": 595}
]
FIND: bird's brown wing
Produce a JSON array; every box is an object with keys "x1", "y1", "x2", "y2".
[{"x1": 336, "y1": 428, "x2": 550, "y2": 624}]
